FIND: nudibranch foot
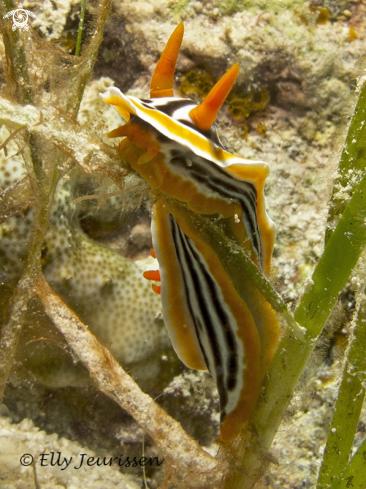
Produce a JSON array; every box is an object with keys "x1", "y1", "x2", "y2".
[{"x1": 152, "y1": 199, "x2": 269, "y2": 441}]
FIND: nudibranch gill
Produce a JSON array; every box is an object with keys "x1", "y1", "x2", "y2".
[{"x1": 100, "y1": 22, "x2": 280, "y2": 442}]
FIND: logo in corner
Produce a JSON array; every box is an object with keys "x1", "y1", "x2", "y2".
[{"x1": 3, "y1": 3, "x2": 38, "y2": 31}]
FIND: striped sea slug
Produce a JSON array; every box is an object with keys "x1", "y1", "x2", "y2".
[{"x1": 101, "y1": 22, "x2": 279, "y2": 442}]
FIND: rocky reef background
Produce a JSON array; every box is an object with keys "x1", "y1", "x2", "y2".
[{"x1": 1, "y1": 0, "x2": 366, "y2": 487}]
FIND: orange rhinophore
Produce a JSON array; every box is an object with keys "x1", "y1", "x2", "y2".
[
  {"x1": 150, "y1": 22, "x2": 184, "y2": 98},
  {"x1": 189, "y1": 63, "x2": 239, "y2": 130}
]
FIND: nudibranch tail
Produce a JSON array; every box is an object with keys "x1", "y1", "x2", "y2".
[
  {"x1": 101, "y1": 22, "x2": 279, "y2": 442},
  {"x1": 150, "y1": 22, "x2": 184, "y2": 98},
  {"x1": 189, "y1": 63, "x2": 240, "y2": 130}
]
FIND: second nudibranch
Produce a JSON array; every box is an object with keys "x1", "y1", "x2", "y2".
[{"x1": 101, "y1": 22, "x2": 280, "y2": 442}]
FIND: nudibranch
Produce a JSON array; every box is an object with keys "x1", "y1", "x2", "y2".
[{"x1": 100, "y1": 23, "x2": 279, "y2": 442}]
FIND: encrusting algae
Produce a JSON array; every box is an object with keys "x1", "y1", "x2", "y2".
[{"x1": 228, "y1": 89, "x2": 270, "y2": 120}]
